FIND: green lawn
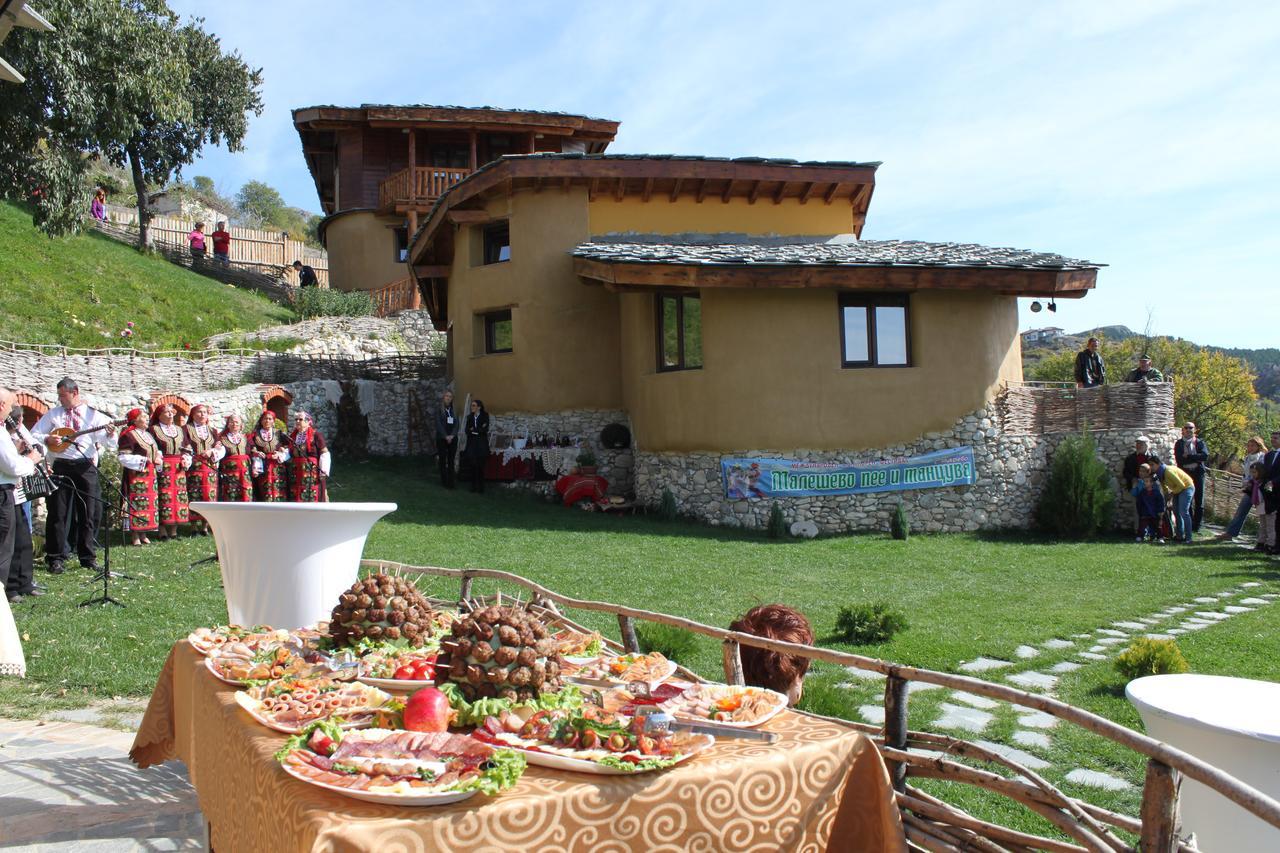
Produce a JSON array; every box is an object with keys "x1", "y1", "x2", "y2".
[
  {"x1": 3, "y1": 456, "x2": 1277, "y2": 833},
  {"x1": 0, "y1": 200, "x2": 294, "y2": 349}
]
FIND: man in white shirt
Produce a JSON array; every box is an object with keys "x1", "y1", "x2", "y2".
[
  {"x1": 30, "y1": 378, "x2": 117, "y2": 574},
  {"x1": 0, "y1": 388, "x2": 40, "y2": 602}
]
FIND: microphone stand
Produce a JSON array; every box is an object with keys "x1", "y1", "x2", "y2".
[{"x1": 50, "y1": 474, "x2": 127, "y2": 607}]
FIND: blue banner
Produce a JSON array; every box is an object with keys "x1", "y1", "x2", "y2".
[{"x1": 722, "y1": 447, "x2": 977, "y2": 499}]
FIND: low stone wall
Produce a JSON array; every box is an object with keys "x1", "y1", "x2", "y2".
[{"x1": 634, "y1": 404, "x2": 1179, "y2": 534}]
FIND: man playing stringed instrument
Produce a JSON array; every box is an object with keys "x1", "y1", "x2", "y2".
[{"x1": 30, "y1": 378, "x2": 118, "y2": 574}]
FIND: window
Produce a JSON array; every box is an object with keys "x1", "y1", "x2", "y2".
[
  {"x1": 393, "y1": 227, "x2": 408, "y2": 263},
  {"x1": 483, "y1": 309, "x2": 513, "y2": 354},
  {"x1": 655, "y1": 292, "x2": 702, "y2": 371},
  {"x1": 839, "y1": 294, "x2": 910, "y2": 368},
  {"x1": 482, "y1": 222, "x2": 510, "y2": 265}
]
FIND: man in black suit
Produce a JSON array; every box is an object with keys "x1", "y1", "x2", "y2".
[{"x1": 1174, "y1": 422, "x2": 1209, "y2": 533}]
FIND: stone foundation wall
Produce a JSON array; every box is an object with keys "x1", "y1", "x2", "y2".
[{"x1": 634, "y1": 404, "x2": 1179, "y2": 534}]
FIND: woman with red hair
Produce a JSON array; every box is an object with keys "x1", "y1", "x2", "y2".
[
  {"x1": 184, "y1": 404, "x2": 219, "y2": 533},
  {"x1": 149, "y1": 403, "x2": 190, "y2": 540},
  {"x1": 728, "y1": 604, "x2": 815, "y2": 705},
  {"x1": 216, "y1": 414, "x2": 253, "y2": 502},
  {"x1": 117, "y1": 408, "x2": 161, "y2": 546}
]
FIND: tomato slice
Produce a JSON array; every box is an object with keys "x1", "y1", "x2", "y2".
[{"x1": 393, "y1": 664, "x2": 417, "y2": 680}]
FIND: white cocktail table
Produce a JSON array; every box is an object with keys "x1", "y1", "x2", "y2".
[
  {"x1": 1127, "y1": 673, "x2": 1280, "y2": 850},
  {"x1": 191, "y1": 502, "x2": 396, "y2": 630}
]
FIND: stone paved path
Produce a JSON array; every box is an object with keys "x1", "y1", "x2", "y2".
[{"x1": 0, "y1": 719, "x2": 202, "y2": 851}]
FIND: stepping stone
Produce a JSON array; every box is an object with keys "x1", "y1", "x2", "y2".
[
  {"x1": 1167, "y1": 628, "x2": 1187, "y2": 635},
  {"x1": 1262, "y1": 594, "x2": 1279, "y2": 600},
  {"x1": 1138, "y1": 617, "x2": 1161, "y2": 625},
  {"x1": 1216, "y1": 591, "x2": 1236, "y2": 599},
  {"x1": 1242, "y1": 582, "x2": 1262, "y2": 588},
  {"x1": 1144, "y1": 633, "x2": 1174, "y2": 641},
  {"x1": 843, "y1": 667, "x2": 886, "y2": 682},
  {"x1": 1193, "y1": 597, "x2": 1218, "y2": 604},
  {"x1": 1224, "y1": 606, "x2": 1254, "y2": 614},
  {"x1": 959, "y1": 657, "x2": 1013, "y2": 673},
  {"x1": 1178, "y1": 621, "x2": 1210, "y2": 631},
  {"x1": 858, "y1": 705, "x2": 886, "y2": 725},
  {"x1": 1014, "y1": 645, "x2": 1040, "y2": 659},
  {"x1": 973, "y1": 740, "x2": 1052, "y2": 770},
  {"x1": 1072, "y1": 633, "x2": 1093, "y2": 639},
  {"x1": 1017, "y1": 710, "x2": 1059, "y2": 729},
  {"x1": 1096, "y1": 637, "x2": 1128, "y2": 646},
  {"x1": 1042, "y1": 638, "x2": 1074, "y2": 650},
  {"x1": 1065, "y1": 769, "x2": 1131, "y2": 791},
  {"x1": 1078, "y1": 652, "x2": 1108, "y2": 660},
  {"x1": 1112, "y1": 621, "x2": 1148, "y2": 630},
  {"x1": 950, "y1": 691, "x2": 1000, "y2": 710},
  {"x1": 1007, "y1": 671, "x2": 1058, "y2": 691},
  {"x1": 1165, "y1": 606, "x2": 1187, "y2": 613},
  {"x1": 1049, "y1": 661, "x2": 1082, "y2": 673},
  {"x1": 1194, "y1": 611, "x2": 1230, "y2": 621},
  {"x1": 1096, "y1": 628, "x2": 1128, "y2": 637},
  {"x1": 1240, "y1": 598, "x2": 1269, "y2": 606},
  {"x1": 934, "y1": 703, "x2": 994, "y2": 733},
  {"x1": 1088, "y1": 645, "x2": 1108, "y2": 653},
  {"x1": 1011, "y1": 730, "x2": 1052, "y2": 750},
  {"x1": 908, "y1": 681, "x2": 943, "y2": 695}
]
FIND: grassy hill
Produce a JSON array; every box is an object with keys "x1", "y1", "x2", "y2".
[{"x1": 0, "y1": 201, "x2": 294, "y2": 350}]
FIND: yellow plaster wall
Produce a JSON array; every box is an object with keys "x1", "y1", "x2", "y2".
[
  {"x1": 589, "y1": 196, "x2": 853, "y2": 236},
  {"x1": 449, "y1": 189, "x2": 623, "y2": 413},
  {"x1": 619, "y1": 289, "x2": 1022, "y2": 452},
  {"x1": 325, "y1": 211, "x2": 408, "y2": 291}
]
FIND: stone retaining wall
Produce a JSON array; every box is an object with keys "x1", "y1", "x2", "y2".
[{"x1": 634, "y1": 403, "x2": 1179, "y2": 534}]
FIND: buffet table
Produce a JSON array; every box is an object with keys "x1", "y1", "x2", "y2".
[{"x1": 131, "y1": 642, "x2": 906, "y2": 852}]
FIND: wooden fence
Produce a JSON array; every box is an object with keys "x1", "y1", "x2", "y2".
[
  {"x1": 1202, "y1": 467, "x2": 1249, "y2": 528},
  {"x1": 369, "y1": 277, "x2": 421, "y2": 317},
  {"x1": 366, "y1": 559, "x2": 1280, "y2": 853},
  {"x1": 999, "y1": 382, "x2": 1175, "y2": 435},
  {"x1": 103, "y1": 204, "x2": 329, "y2": 288}
]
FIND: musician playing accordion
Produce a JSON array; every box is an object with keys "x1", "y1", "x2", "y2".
[{"x1": 1, "y1": 389, "x2": 42, "y2": 604}]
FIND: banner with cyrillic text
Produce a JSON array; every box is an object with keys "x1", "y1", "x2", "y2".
[{"x1": 721, "y1": 447, "x2": 977, "y2": 499}]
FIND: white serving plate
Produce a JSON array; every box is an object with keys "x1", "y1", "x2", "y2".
[
  {"x1": 486, "y1": 733, "x2": 713, "y2": 775},
  {"x1": 670, "y1": 685, "x2": 789, "y2": 729},
  {"x1": 565, "y1": 658, "x2": 678, "y2": 690},
  {"x1": 279, "y1": 760, "x2": 480, "y2": 806},
  {"x1": 357, "y1": 675, "x2": 435, "y2": 694},
  {"x1": 233, "y1": 688, "x2": 390, "y2": 734},
  {"x1": 205, "y1": 654, "x2": 251, "y2": 686}
]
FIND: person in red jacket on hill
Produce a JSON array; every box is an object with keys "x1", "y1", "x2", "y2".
[{"x1": 211, "y1": 221, "x2": 231, "y2": 267}]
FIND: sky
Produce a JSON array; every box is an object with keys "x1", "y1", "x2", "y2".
[{"x1": 169, "y1": 0, "x2": 1280, "y2": 349}]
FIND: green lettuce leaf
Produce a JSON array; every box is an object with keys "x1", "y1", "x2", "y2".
[
  {"x1": 439, "y1": 682, "x2": 583, "y2": 726},
  {"x1": 594, "y1": 753, "x2": 683, "y2": 773},
  {"x1": 273, "y1": 718, "x2": 346, "y2": 762}
]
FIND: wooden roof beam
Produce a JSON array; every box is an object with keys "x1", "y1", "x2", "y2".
[
  {"x1": 747, "y1": 181, "x2": 764, "y2": 205},
  {"x1": 772, "y1": 182, "x2": 788, "y2": 205},
  {"x1": 641, "y1": 177, "x2": 654, "y2": 202},
  {"x1": 669, "y1": 178, "x2": 683, "y2": 202},
  {"x1": 588, "y1": 177, "x2": 600, "y2": 201},
  {"x1": 696, "y1": 179, "x2": 709, "y2": 203},
  {"x1": 822, "y1": 183, "x2": 841, "y2": 205},
  {"x1": 445, "y1": 210, "x2": 495, "y2": 225},
  {"x1": 614, "y1": 178, "x2": 626, "y2": 202},
  {"x1": 800, "y1": 182, "x2": 819, "y2": 204},
  {"x1": 721, "y1": 180, "x2": 734, "y2": 203}
]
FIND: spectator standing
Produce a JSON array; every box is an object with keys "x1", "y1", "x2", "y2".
[
  {"x1": 211, "y1": 221, "x2": 231, "y2": 267},
  {"x1": 1073, "y1": 337, "x2": 1106, "y2": 388},
  {"x1": 1144, "y1": 462, "x2": 1195, "y2": 544},
  {"x1": 292, "y1": 260, "x2": 318, "y2": 288},
  {"x1": 1217, "y1": 436, "x2": 1267, "y2": 541},
  {"x1": 1131, "y1": 472, "x2": 1166, "y2": 544},
  {"x1": 188, "y1": 222, "x2": 206, "y2": 262},
  {"x1": 435, "y1": 390, "x2": 458, "y2": 489},
  {"x1": 1125, "y1": 355, "x2": 1164, "y2": 382},
  {"x1": 1122, "y1": 436, "x2": 1161, "y2": 535},
  {"x1": 90, "y1": 188, "x2": 107, "y2": 222},
  {"x1": 1263, "y1": 431, "x2": 1280, "y2": 554},
  {"x1": 1174, "y1": 422, "x2": 1209, "y2": 532},
  {"x1": 462, "y1": 399, "x2": 489, "y2": 494}
]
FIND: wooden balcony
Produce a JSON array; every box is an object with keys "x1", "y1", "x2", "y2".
[{"x1": 378, "y1": 166, "x2": 471, "y2": 211}]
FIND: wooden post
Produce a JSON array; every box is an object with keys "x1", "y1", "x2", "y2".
[
  {"x1": 408, "y1": 129, "x2": 416, "y2": 204},
  {"x1": 722, "y1": 639, "x2": 745, "y2": 686},
  {"x1": 469, "y1": 129, "x2": 478, "y2": 172},
  {"x1": 527, "y1": 132, "x2": 536, "y2": 154},
  {"x1": 458, "y1": 574, "x2": 473, "y2": 607},
  {"x1": 884, "y1": 674, "x2": 910, "y2": 793},
  {"x1": 617, "y1": 614, "x2": 640, "y2": 653},
  {"x1": 1140, "y1": 758, "x2": 1182, "y2": 852}
]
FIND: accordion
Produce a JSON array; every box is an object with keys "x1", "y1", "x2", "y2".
[{"x1": 20, "y1": 462, "x2": 58, "y2": 501}]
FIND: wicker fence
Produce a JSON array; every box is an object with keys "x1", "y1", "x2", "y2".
[
  {"x1": 367, "y1": 559, "x2": 1280, "y2": 853},
  {"x1": 1201, "y1": 467, "x2": 1246, "y2": 526},
  {"x1": 999, "y1": 382, "x2": 1175, "y2": 435}
]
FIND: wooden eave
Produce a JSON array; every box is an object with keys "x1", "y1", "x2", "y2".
[{"x1": 573, "y1": 258, "x2": 1097, "y2": 298}]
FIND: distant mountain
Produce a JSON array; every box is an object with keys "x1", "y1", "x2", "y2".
[{"x1": 1071, "y1": 325, "x2": 1136, "y2": 341}]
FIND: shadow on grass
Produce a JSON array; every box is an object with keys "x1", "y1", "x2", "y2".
[{"x1": 1086, "y1": 682, "x2": 1128, "y2": 701}]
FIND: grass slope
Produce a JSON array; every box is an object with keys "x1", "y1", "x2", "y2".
[{"x1": 0, "y1": 201, "x2": 294, "y2": 349}]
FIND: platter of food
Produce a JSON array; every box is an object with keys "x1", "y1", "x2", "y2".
[
  {"x1": 277, "y1": 723, "x2": 526, "y2": 805},
  {"x1": 205, "y1": 643, "x2": 321, "y2": 685},
  {"x1": 668, "y1": 684, "x2": 788, "y2": 728},
  {"x1": 357, "y1": 650, "x2": 439, "y2": 693},
  {"x1": 234, "y1": 677, "x2": 396, "y2": 733},
  {"x1": 553, "y1": 629, "x2": 603, "y2": 658},
  {"x1": 471, "y1": 707, "x2": 712, "y2": 775},
  {"x1": 562, "y1": 652, "x2": 677, "y2": 690},
  {"x1": 187, "y1": 625, "x2": 287, "y2": 656}
]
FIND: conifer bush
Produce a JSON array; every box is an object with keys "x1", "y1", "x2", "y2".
[
  {"x1": 1034, "y1": 428, "x2": 1116, "y2": 538},
  {"x1": 834, "y1": 603, "x2": 908, "y2": 644},
  {"x1": 656, "y1": 487, "x2": 678, "y2": 521},
  {"x1": 1115, "y1": 638, "x2": 1189, "y2": 680},
  {"x1": 767, "y1": 502, "x2": 787, "y2": 539},
  {"x1": 890, "y1": 502, "x2": 910, "y2": 540}
]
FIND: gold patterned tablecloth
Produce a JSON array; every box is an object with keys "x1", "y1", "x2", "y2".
[{"x1": 131, "y1": 642, "x2": 906, "y2": 853}]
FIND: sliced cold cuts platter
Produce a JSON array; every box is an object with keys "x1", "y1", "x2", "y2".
[
  {"x1": 234, "y1": 678, "x2": 395, "y2": 734},
  {"x1": 562, "y1": 652, "x2": 678, "y2": 691}
]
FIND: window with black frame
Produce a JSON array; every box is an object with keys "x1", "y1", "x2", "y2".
[
  {"x1": 482, "y1": 222, "x2": 510, "y2": 265},
  {"x1": 655, "y1": 292, "x2": 702, "y2": 371},
  {"x1": 839, "y1": 294, "x2": 911, "y2": 368},
  {"x1": 393, "y1": 227, "x2": 408, "y2": 263},
  {"x1": 484, "y1": 309, "x2": 513, "y2": 354}
]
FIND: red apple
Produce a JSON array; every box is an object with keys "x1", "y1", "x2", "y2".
[{"x1": 403, "y1": 686, "x2": 450, "y2": 732}]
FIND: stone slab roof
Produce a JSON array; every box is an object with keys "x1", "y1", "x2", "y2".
[
  {"x1": 291, "y1": 104, "x2": 617, "y2": 122},
  {"x1": 572, "y1": 233, "x2": 1102, "y2": 271}
]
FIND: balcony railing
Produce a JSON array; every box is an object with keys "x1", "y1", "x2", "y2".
[
  {"x1": 369, "y1": 277, "x2": 421, "y2": 317},
  {"x1": 378, "y1": 166, "x2": 471, "y2": 210}
]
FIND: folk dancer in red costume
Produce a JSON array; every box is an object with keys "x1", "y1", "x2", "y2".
[
  {"x1": 250, "y1": 411, "x2": 290, "y2": 502},
  {"x1": 117, "y1": 408, "x2": 161, "y2": 546},
  {"x1": 216, "y1": 414, "x2": 253, "y2": 502},
  {"x1": 149, "y1": 403, "x2": 191, "y2": 540},
  {"x1": 184, "y1": 404, "x2": 218, "y2": 534},
  {"x1": 288, "y1": 411, "x2": 330, "y2": 502}
]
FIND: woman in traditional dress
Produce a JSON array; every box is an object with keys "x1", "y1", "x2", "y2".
[
  {"x1": 217, "y1": 414, "x2": 253, "y2": 502},
  {"x1": 287, "y1": 411, "x2": 330, "y2": 502},
  {"x1": 117, "y1": 408, "x2": 161, "y2": 546},
  {"x1": 184, "y1": 404, "x2": 219, "y2": 534},
  {"x1": 149, "y1": 404, "x2": 191, "y2": 540},
  {"x1": 250, "y1": 411, "x2": 290, "y2": 502}
]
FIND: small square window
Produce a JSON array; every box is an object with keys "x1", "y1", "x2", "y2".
[
  {"x1": 839, "y1": 294, "x2": 911, "y2": 368},
  {"x1": 482, "y1": 222, "x2": 510, "y2": 265},
  {"x1": 484, "y1": 309, "x2": 513, "y2": 354}
]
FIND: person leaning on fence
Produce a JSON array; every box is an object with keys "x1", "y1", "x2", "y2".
[
  {"x1": 1216, "y1": 436, "x2": 1267, "y2": 542},
  {"x1": 728, "y1": 604, "x2": 815, "y2": 706},
  {"x1": 1125, "y1": 354, "x2": 1164, "y2": 383},
  {"x1": 1141, "y1": 462, "x2": 1195, "y2": 544},
  {"x1": 1122, "y1": 436, "x2": 1161, "y2": 536},
  {"x1": 1073, "y1": 337, "x2": 1105, "y2": 389},
  {"x1": 211, "y1": 221, "x2": 231, "y2": 267},
  {"x1": 292, "y1": 260, "x2": 318, "y2": 288},
  {"x1": 188, "y1": 222, "x2": 207, "y2": 262}
]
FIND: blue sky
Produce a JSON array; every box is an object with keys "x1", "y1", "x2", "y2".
[{"x1": 171, "y1": 0, "x2": 1279, "y2": 349}]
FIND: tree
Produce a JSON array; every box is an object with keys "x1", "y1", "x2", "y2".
[
  {"x1": 191, "y1": 175, "x2": 217, "y2": 195},
  {"x1": 235, "y1": 179, "x2": 286, "y2": 226},
  {"x1": 0, "y1": 1, "x2": 262, "y2": 244}
]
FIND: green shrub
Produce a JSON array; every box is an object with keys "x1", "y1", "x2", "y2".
[
  {"x1": 890, "y1": 502, "x2": 910, "y2": 540},
  {"x1": 1035, "y1": 427, "x2": 1116, "y2": 538},
  {"x1": 767, "y1": 502, "x2": 787, "y2": 539},
  {"x1": 1115, "y1": 637, "x2": 1189, "y2": 680},
  {"x1": 834, "y1": 603, "x2": 908, "y2": 644},
  {"x1": 656, "y1": 487, "x2": 678, "y2": 521},
  {"x1": 295, "y1": 287, "x2": 373, "y2": 319},
  {"x1": 636, "y1": 623, "x2": 699, "y2": 663}
]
